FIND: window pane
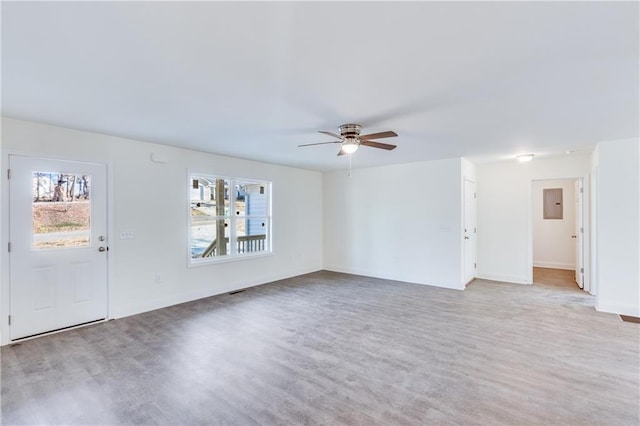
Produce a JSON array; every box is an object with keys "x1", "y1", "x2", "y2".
[
  {"x1": 235, "y1": 183, "x2": 246, "y2": 217},
  {"x1": 236, "y1": 181, "x2": 267, "y2": 218},
  {"x1": 191, "y1": 176, "x2": 229, "y2": 216},
  {"x1": 235, "y1": 218, "x2": 268, "y2": 254},
  {"x1": 32, "y1": 172, "x2": 91, "y2": 249},
  {"x1": 191, "y1": 175, "x2": 232, "y2": 258},
  {"x1": 191, "y1": 216, "x2": 230, "y2": 258}
]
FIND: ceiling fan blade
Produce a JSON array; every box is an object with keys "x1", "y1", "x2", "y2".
[
  {"x1": 298, "y1": 141, "x2": 342, "y2": 147},
  {"x1": 359, "y1": 131, "x2": 398, "y2": 140},
  {"x1": 318, "y1": 130, "x2": 343, "y2": 140},
  {"x1": 360, "y1": 140, "x2": 397, "y2": 150},
  {"x1": 337, "y1": 149, "x2": 346, "y2": 156}
]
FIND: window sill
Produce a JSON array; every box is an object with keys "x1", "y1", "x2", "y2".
[{"x1": 188, "y1": 251, "x2": 274, "y2": 268}]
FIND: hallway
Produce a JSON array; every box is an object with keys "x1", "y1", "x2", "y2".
[{"x1": 533, "y1": 266, "x2": 594, "y2": 308}]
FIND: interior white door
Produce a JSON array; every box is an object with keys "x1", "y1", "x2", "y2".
[
  {"x1": 463, "y1": 179, "x2": 477, "y2": 284},
  {"x1": 9, "y1": 155, "x2": 108, "y2": 340},
  {"x1": 574, "y1": 179, "x2": 584, "y2": 289}
]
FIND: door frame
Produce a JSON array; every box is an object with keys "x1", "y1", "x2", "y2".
[
  {"x1": 589, "y1": 167, "x2": 598, "y2": 296},
  {"x1": 527, "y1": 176, "x2": 590, "y2": 291},
  {"x1": 574, "y1": 178, "x2": 585, "y2": 290},
  {"x1": 1, "y1": 150, "x2": 114, "y2": 346},
  {"x1": 463, "y1": 178, "x2": 477, "y2": 285}
]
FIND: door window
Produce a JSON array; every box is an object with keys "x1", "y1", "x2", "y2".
[{"x1": 32, "y1": 172, "x2": 91, "y2": 249}]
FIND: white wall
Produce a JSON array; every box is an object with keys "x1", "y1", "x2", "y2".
[
  {"x1": 532, "y1": 179, "x2": 576, "y2": 270},
  {"x1": 1, "y1": 118, "x2": 323, "y2": 344},
  {"x1": 461, "y1": 158, "x2": 477, "y2": 183},
  {"x1": 323, "y1": 158, "x2": 466, "y2": 290},
  {"x1": 593, "y1": 138, "x2": 639, "y2": 316},
  {"x1": 476, "y1": 154, "x2": 591, "y2": 285}
]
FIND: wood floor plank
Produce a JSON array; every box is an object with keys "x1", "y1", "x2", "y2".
[{"x1": 2, "y1": 270, "x2": 638, "y2": 425}]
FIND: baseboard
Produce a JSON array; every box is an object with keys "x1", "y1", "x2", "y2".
[
  {"x1": 109, "y1": 266, "x2": 322, "y2": 319},
  {"x1": 596, "y1": 300, "x2": 640, "y2": 317},
  {"x1": 533, "y1": 261, "x2": 576, "y2": 270},
  {"x1": 475, "y1": 272, "x2": 531, "y2": 285},
  {"x1": 323, "y1": 264, "x2": 464, "y2": 291}
]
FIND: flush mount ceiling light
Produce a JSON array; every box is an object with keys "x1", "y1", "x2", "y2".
[{"x1": 516, "y1": 153, "x2": 535, "y2": 162}]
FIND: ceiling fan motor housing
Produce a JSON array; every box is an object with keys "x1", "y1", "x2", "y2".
[{"x1": 339, "y1": 124, "x2": 362, "y2": 138}]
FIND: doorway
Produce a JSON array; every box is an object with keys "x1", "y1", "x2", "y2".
[
  {"x1": 9, "y1": 155, "x2": 108, "y2": 340},
  {"x1": 531, "y1": 178, "x2": 586, "y2": 291}
]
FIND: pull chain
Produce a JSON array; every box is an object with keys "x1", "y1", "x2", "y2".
[{"x1": 348, "y1": 154, "x2": 352, "y2": 178}]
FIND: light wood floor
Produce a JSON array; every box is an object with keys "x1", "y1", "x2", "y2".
[
  {"x1": 533, "y1": 266, "x2": 581, "y2": 289},
  {"x1": 2, "y1": 270, "x2": 639, "y2": 425}
]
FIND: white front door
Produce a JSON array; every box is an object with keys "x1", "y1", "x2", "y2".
[
  {"x1": 463, "y1": 179, "x2": 477, "y2": 284},
  {"x1": 9, "y1": 155, "x2": 108, "y2": 340},
  {"x1": 574, "y1": 178, "x2": 584, "y2": 289}
]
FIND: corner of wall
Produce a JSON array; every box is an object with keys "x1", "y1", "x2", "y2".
[{"x1": 596, "y1": 300, "x2": 640, "y2": 317}]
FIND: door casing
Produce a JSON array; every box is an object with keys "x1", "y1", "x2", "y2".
[
  {"x1": 575, "y1": 178, "x2": 585, "y2": 289},
  {"x1": 528, "y1": 176, "x2": 590, "y2": 290},
  {"x1": 463, "y1": 179, "x2": 477, "y2": 285}
]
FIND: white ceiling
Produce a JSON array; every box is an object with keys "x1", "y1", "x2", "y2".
[{"x1": 2, "y1": 1, "x2": 638, "y2": 171}]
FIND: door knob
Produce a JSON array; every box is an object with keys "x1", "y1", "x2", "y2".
[
  {"x1": 571, "y1": 235, "x2": 577, "y2": 239},
  {"x1": 464, "y1": 236, "x2": 470, "y2": 240},
  {"x1": 98, "y1": 247, "x2": 107, "y2": 252}
]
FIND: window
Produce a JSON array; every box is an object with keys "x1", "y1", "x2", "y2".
[
  {"x1": 32, "y1": 171, "x2": 91, "y2": 249},
  {"x1": 190, "y1": 174, "x2": 271, "y2": 264}
]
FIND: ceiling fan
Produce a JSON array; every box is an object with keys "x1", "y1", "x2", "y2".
[{"x1": 298, "y1": 124, "x2": 398, "y2": 156}]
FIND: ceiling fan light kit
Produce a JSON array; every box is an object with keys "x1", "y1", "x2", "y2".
[
  {"x1": 298, "y1": 123, "x2": 398, "y2": 156},
  {"x1": 342, "y1": 137, "x2": 359, "y2": 154},
  {"x1": 516, "y1": 153, "x2": 535, "y2": 162}
]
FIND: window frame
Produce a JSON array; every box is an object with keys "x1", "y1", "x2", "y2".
[{"x1": 188, "y1": 171, "x2": 272, "y2": 266}]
